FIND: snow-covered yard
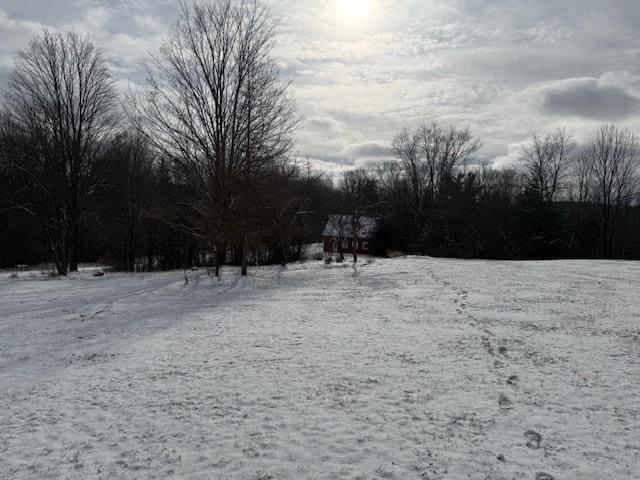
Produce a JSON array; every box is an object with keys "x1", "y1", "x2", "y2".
[{"x1": 1, "y1": 258, "x2": 639, "y2": 479}]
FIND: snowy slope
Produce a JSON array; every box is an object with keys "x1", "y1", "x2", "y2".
[{"x1": 1, "y1": 258, "x2": 639, "y2": 479}]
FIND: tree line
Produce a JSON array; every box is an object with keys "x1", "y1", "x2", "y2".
[
  {"x1": 0, "y1": 1, "x2": 339, "y2": 275},
  {"x1": 2, "y1": 0, "x2": 640, "y2": 275},
  {"x1": 338, "y1": 124, "x2": 640, "y2": 260}
]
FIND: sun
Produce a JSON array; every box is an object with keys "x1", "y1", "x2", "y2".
[{"x1": 336, "y1": 0, "x2": 371, "y2": 24}]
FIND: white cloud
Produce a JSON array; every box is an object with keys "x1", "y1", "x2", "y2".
[
  {"x1": 0, "y1": 9, "x2": 47, "y2": 85},
  {"x1": 2, "y1": 0, "x2": 640, "y2": 169}
]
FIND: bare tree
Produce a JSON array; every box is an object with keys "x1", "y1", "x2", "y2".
[
  {"x1": 585, "y1": 125, "x2": 640, "y2": 257},
  {"x1": 340, "y1": 168, "x2": 379, "y2": 207},
  {"x1": 569, "y1": 147, "x2": 593, "y2": 204},
  {"x1": 325, "y1": 214, "x2": 349, "y2": 262},
  {"x1": 392, "y1": 122, "x2": 480, "y2": 228},
  {"x1": 130, "y1": 0, "x2": 299, "y2": 276},
  {"x1": 521, "y1": 128, "x2": 575, "y2": 203},
  {"x1": 338, "y1": 169, "x2": 382, "y2": 264},
  {"x1": 418, "y1": 122, "x2": 480, "y2": 200},
  {"x1": 392, "y1": 127, "x2": 423, "y2": 220},
  {"x1": 478, "y1": 161, "x2": 525, "y2": 200},
  {"x1": 104, "y1": 133, "x2": 156, "y2": 272},
  {"x1": 373, "y1": 161, "x2": 405, "y2": 199},
  {"x1": 1, "y1": 30, "x2": 117, "y2": 274},
  {"x1": 346, "y1": 209, "x2": 375, "y2": 265}
]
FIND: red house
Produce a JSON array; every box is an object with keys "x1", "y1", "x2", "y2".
[{"x1": 323, "y1": 215, "x2": 377, "y2": 257}]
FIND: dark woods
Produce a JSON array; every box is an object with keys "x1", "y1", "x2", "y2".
[
  {"x1": 0, "y1": 1, "x2": 331, "y2": 275},
  {"x1": 2, "y1": 1, "x2": 640, "y2": 274},
  {"x1": 368, "y1": 124, "x2": 640, "y2": 260}
]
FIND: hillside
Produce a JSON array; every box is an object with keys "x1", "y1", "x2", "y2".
[{"x1": 1, "y1": 258, "x2": 639, "y2": 479}]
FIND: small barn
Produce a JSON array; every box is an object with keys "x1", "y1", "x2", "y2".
[{"x1": 322, "y1": 215, "x2": 377, "y2": 257}]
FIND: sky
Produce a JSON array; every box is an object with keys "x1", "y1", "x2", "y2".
[{"x1": 1, "y1": 0, "x2": 640, "y2": 175}]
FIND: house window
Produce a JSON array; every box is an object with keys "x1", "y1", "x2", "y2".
[
  {"x1": 342, "y1": 240, "x2": 349, "y2": 249},
  {"x1": 362, "y1": 242, "x2": 369, "y2": 251}
]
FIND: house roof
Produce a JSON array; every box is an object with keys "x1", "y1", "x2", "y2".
[{"x1": 323, "y1": 215, "x2": 378, "y2": 239}]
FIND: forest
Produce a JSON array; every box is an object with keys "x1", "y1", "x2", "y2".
[{"x1": 1, "y1": 0, "x2": 640, "y2": 275}]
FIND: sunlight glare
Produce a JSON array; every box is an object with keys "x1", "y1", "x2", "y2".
[{"x1": 337, "y1": 0, "x2": 371, "y2": 24}]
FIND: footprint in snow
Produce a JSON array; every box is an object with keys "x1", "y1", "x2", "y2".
[
  {"x1": 481, "y1": 337, "x2": 494, "y2": 355},
  {"x1": 535, "y1": 473, "x2": 555, "y2": 480},
  {"x1": 498, "y1": 394, "x2": 512, "y2": 410},
  {"x1": 525, "y1": 430, "x2": 542, "y2": 449}
]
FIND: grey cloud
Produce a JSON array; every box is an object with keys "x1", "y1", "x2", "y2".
[
  {"x1": 311, "y1": 153, "x2": 355, "y2": 167},
  {"x1": 539, "y1": 78, "x2": 640, "y2": 121},
  {"x1": 345, "y1": 141, "x2": 393, "y2": 159},
  {"x1": 2, "y1": 1, "x2": 640, "y2": 171},
  {"x1": 305, "y1": 116, "x2": 341, "y2": 131},
  {"x1": 303, "y1": 141, "x2": 393, "y2": 169}
]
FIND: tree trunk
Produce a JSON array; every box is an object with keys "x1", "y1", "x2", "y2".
[
  {"x1": 68, "y1": 221, "x2": 79, "y2": 272},
  {"x1": 125, "y1": 224, "x2": 136, "y2": 272},
  {"x1": 53, "y1": 236, "x2": 68, "y2": 276},
  {"x1": 54, "y1": 250, "x2": 68, "y2": 276},
  {"x1": 127, "y1": 246, "x2": 136, "y2": 273},
  {"x1": 602, "y1": 204, "x2": 610, "y2": 258},
  {"x1": 241, "y1": 234, "x2": 249, "y2": 276},
  {"x1": 353, "y1": 235, "x2": 359, "y2": 264},
  {"x1": 55, "y1": 259, "x2": 68, "y2": 276}
]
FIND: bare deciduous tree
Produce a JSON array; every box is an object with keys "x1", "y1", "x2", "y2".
[
  {"x1": 130, "y1": 0, "x2": 299, "y2": 276},
  {"x1": 417, "y1": 122, "x2": 480, "y2": 200},
  {"x1": 521, "y1": 128, "x2": 575, "y2": 203},
  {"x1": 478, "y1": 161, "x2": 525, "y2": 200},
  {"x1": 340, "y1": 168, "x2": 379, "y2": 208},
  {"x1": 570, "y1": 147, "x2": 593, "y2": 204},
  {"x1": 392, "y1": 122, "x2": 480, "y2": 228},
  {"x1": 1, "y1": 30, "x2": 117, "y2": 274},
  {"x1": 585, "y1": 125, "x2": 640, "y2": 257},
  {"x1": 105, "y1": 133, "x2": 156, "y2": 272}
]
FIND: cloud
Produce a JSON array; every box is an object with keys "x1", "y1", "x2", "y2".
[
  {"x1": 345, "y1": 141, "x2": 393, "y2": 159},
  {"x1": 538, "y1": 77, "x2": 640, "y2": 121},
  {"x1": 312, "y1": 141, "x2": 394, "y2": 167},
  {"x1": 305, "y1": 116, "x2": 341, "y2": 132},
  {"x1": 2, "y1": 0, "x2": 640, "y2": 172},
  {"x1": 0, "y1": 9, "x2": 46, "y2": 86}
]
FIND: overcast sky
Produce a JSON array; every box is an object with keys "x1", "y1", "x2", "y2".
[{"x1": 2, "y1": 0, "x2": 640, "y2": 174}]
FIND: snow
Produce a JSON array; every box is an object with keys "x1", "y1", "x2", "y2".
[
  {"x1": 0, "y1": 264, "x2": 105, "y2": 281},
  {"x1": 302, "y1": 243, "x2": 324, "y2": 259},
  {"x1": 1, "y1": 258, "x2": 639, "y2": 479}
]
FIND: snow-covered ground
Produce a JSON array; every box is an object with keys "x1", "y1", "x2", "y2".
[
  {"x1": 1, "y1": 258, "x2": 639, "y2": 479},
  {"x1": 0, "y1": 264, "x2": 105, "y2": 281}
]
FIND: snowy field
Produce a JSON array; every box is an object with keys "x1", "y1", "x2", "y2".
[{"x1": 1, "y1": 258, "x2": 639, "y2": 479}]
